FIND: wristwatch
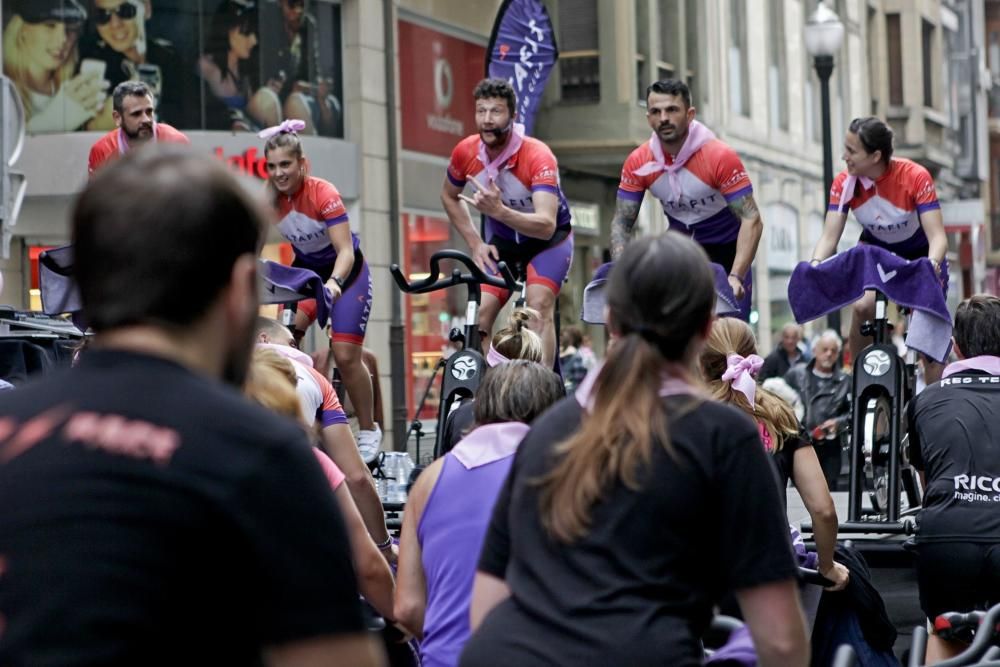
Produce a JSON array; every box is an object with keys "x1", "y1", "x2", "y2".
[{"x1": 332, "y1": 275, "x2": 346, "y2": 289}]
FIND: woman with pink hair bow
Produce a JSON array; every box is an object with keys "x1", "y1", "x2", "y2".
[
  {"x1": 700, "y1": 317, "x2": 849, "y2": 592},
  {"x1": 260, "y1": 119, "x2": 383, "y2": 461}
]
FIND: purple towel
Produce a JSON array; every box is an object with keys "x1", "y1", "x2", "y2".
[
  {"x1": 581, "y1": 261, "x2": 740, "y2": 323},
  {"x1": 581, "y1": 262, "x2": 614, "y2": 324},
  {"x1": 712, "y1": 263, "x2": 742, "y2": 318},
  {"x1": 788, "y1": 245, "x2": 952, "y2": 363},
  {"x1": 705, "y1": 625, "x2": 757, "y2": 666},
  {"x1": 38, "y1": 245, "x2": 81, "y2": 316},
  {"x1": 790, "y1": 524, "x2": 820, "y2": 570},
  {"x1": 261, "y1": 261, "x2": 333, "y2": 328}
]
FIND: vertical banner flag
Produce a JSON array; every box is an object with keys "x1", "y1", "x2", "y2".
[{"x1": 485, "y1": 0, "x2": 559, "y2": 136}]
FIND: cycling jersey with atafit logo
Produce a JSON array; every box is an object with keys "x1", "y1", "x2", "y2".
[
  {"x1": 829, "y1": 158, "x2": 940, "y2": 257},
  {"x1": 617, "y1": 139, "x2": 753, "y2": 245},
  {"x1": 446, "y1": 135, "x2": 572, "y2": 244},
  {"x1": 909, "y1": 370, "x2": 1000, "y2": 543},
  {"x1": 274, "y1": 176, "x2": 358, "y2": 268}
]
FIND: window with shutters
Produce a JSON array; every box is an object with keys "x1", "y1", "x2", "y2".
[
  {"x1": 559, "y1": 0, "x2": 600, "y2": 102},
  {"x1": 887, "y1": 14, "x2": 904, "y2": 106},
  {"x1": 768, "y1": 0, "x2": 788, "y2": 130},
  {"x1": 728, "y1": 0, "x2": 750, "y2": 116}
]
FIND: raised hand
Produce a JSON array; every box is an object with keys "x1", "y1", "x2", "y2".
[{"x1": 458, "y1": 176, "x2": 504, "y2": 218}]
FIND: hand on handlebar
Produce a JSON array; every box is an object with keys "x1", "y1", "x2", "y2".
[
  {"x1": 472, "y1": 242, "x2": 500, "y2": 274},
  {"x1": 819, "y1": 561, "x2": 850, "y2": 592}
]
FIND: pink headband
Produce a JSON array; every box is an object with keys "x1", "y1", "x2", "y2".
[
  {"x1": 720, "y1": 353, "x2": 763, "y2": 406},
  {"x1": 258, "y1": 119, "x2": 307, "y2": 140},
  {"x1": 486, "y1": 344, "x2": 510, "y2": 367}
]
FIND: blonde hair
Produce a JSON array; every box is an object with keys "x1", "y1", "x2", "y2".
[
  {"x1": 699, "y1": 318, "x2": 799, "y2": 451},
  {"x1": 2, "y1": 15, "x2": 79, "y2": 120},
  {"x1": 244, "y1": 349, "x2": 306, "y2": 426},
  {"x1": 492, "y1": 307, "x2": 542, "y2": 362}
]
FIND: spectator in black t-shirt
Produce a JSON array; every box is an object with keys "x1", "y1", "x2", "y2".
[
  {"x1": 909, "y1": 294, "x2": 1000, "y2": 664},
  {"x1": 759, "y1": 322, "x2": 808, "y2": 381},
  {"x1": 700, "y1": 317, "x2": 849, "y2": 594},
  {"x1": 461, "y1": 233, "x2": 809, "y2": 667},
  {"x1": 0, "y1": 147, "x2": 384, "y2": 666},
  {"x1": 785, "y1": 330, "x2": 851, "y2": 491}
]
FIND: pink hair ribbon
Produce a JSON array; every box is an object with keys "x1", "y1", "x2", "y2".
[
  {"x1": 257, "y1": 119, "x2": 307, "y2": 140},
  {"x1": 486, "y1": 344, "x2": 510, "y2": 368},
  {"x1": 720, "y1": 353, "x2": 763, "y2": 407}
]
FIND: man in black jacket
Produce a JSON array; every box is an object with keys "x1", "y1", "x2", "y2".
[
  {"x1": 760, "y1": 322, "x2": 808, "y2": 381},
  {"x1": 785, "y1": 330, "x2": 850, "y2": 490}
]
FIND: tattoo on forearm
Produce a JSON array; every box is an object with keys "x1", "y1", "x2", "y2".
[
  {"x1": 727, "y1": 193, "x2": 760, "y2": 221},
  {"x1": 609, "y1": 198, "x2": 642, "y2": 259}
]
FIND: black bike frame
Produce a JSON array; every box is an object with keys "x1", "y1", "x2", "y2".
[{"x1": 390, "y1": 250, "x2": 519, "y2": 459}]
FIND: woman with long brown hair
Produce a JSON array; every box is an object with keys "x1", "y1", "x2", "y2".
[
  {"x1": 700, "y1": 317, "x2": 849, "y2": 593},
  {"x1": 460, "y1": 233, "x2": 809, "y2": 667}
]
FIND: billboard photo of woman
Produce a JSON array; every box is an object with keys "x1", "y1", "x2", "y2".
[{"x1": 3, "y1": 0, "x2": 110, "y2": 133}]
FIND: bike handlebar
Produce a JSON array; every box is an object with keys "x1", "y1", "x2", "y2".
[
  {"x1": 933, "y1": 602, "x2": 1000, "y2": 667},
  {"x1": 390, "y1": 249, "x2": 519, "y2": 296},
  {"x1": 799, "y1": 567, "x2": 835, "y2": 588}
]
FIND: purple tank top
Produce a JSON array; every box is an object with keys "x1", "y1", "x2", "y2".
[{"x1": 417, "y1": 452, "x2": 514, "y2": 667}]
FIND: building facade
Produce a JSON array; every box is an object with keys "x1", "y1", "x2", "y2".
[{"x1": 2, "y1": 0, "x2": 993, "y2": 448}]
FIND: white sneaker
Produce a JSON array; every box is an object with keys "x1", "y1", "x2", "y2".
[{"x1": 356, "y1": 424, "x2": 383, "y2": 464}]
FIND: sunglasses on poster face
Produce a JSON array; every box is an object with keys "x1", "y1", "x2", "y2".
[{"x1": 94, "y1": 2, "x2": 138, "y2": 25}]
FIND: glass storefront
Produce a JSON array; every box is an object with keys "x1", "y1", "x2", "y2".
[{"x1": 2, "y1": 0, "x2": 343, "y2": 137}]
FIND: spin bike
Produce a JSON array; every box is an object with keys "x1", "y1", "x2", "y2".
[
  {"x1": 841, "y1": 290, "x2": 923, "y2": 532},
  {"x1": 390, "y1": 250, "x2": 520, "y2": 461}
]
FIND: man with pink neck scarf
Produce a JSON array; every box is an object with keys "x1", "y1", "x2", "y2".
[
  {"x1": 611, "y1": 79, "x2": 763, "y2": 319},
  {"x1": 440, "y1": 78, "x2": 573, "y2": 367}
]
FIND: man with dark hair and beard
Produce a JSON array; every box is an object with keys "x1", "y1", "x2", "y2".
[
  {"x1": 87, "y1": 80, "x2": 189, "y2": 177},
  {"x1": 0, "y1": 147, "x2": 385, "y2": 666}
]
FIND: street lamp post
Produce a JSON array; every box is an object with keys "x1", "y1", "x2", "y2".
[{"x1": 805, "y1": 1, "x2": 845, "y2": 334}]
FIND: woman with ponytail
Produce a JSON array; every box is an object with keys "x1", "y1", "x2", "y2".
[
  {"x1": 701, "y1": 317, "x2": 849, "y2": 592},
  {"x1": 460, "y1": 233, "x2": 809, "y2": 667},
  {"x1": 261, "y1": 120, "x2": 382, "y2": 459}
]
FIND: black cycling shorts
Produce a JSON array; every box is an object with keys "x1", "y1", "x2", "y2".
[{"x1": 916, "y1": 542, "x2": 1000, "y2": 621}]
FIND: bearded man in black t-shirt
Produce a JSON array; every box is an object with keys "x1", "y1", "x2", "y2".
[
  {"x1": 909, "y1": 294, "x2": 1000, "y2": 663},
  {"x1": 0, "y1": 147, "x2": 384, "y2": 666}
]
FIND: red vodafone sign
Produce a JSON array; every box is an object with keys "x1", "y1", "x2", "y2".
[
  {"x1": 214, "y1": 147, "x2": 268, "y2": 180},
  {"x1": 398, "y1": 20, "x2": 486, "y2": 158}
]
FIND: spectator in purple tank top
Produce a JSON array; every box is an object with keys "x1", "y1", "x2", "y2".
[{"x1": 394, "y1": 360, "x2": 564, "y2": 667}]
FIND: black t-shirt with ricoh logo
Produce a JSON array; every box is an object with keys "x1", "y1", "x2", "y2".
[
  {"x1": 908, "y1": 370, "x2": 1000, "y2": 543},
  {"x1": 0, "y1": 349, "x2": 364, "y2": 665}
]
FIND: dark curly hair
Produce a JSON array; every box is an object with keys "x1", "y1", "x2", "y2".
[{"x1": 473, "y1": 77, "x2": 516, "y2": 116}]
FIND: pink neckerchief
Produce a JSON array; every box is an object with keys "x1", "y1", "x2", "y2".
[
  {"x1": 450, "y1": 422, "x2": 530, "y2": 469},
  {"x1": 475, "y1": 122, "x2": 526, "y2": 183},
  {"x1": 256, "y1": 342, "x2": 314, "y2": 368},
  {"x1": 632, "y1": 120, "x2": 716, "y2": 201},
  {"x1": 942, "y1": 355, "x2": 1000, "y2": 378},
  {"x1": 574, "y1": 362, "x2": 701, "y2": 413},
  {"x1": 836, "y1": 174, "x2": 876, "y2": 213},
  {"x1": 720, "y1": 353, "x2": 763, "y2": 407},
  {"x1": 117, "y1": 124, "x2": 159, "y2": 155}
]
